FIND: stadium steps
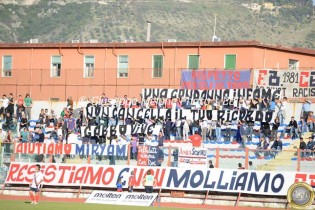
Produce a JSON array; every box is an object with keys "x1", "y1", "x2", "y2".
[{"x1": 257, "y1": 132, "x2": 312, "y2": 171}]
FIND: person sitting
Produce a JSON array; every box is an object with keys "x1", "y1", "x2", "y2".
[
  {"x1": 270, "y1": 137, "x2": 283, "y2": 158},
  {"x1": 286, "y1": 117, "x2": 298, "y2": 139},
  {"x1": 307, "y1": 111, "x2": 315, "y2": 133},
  {"x1": 2, "y1": 112, "x2": 13, "y2": 131}
]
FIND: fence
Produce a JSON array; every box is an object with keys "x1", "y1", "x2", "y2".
[{"x1": 1, "y1": 141, "x2": 315, "y2": 185}]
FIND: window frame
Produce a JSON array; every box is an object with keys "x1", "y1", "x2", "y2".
[
  {"x1": 83, "y1": 55, "x2": 95, "y2": 78},
  {"x1": 50, "y1": 55, "x2": 62, "y2": 78},
  {"x1": 2, "y1": 55, "x2": 12, "y2": 77},
  {"x1": 187, "y1": 54, "x2": 200, "y2": 70},
  {"x1": 152, "y1": 55, "x2": 163, "y2": 78},
  {"x1": 288, "y1": 59, "x2": 299, "y2": 70},
  {"x1": 224, "y1": 54, "x2": 237, "y2": 70},
  {"x1": 117, "y1": 55, "x2": 129, "y2": 78}
]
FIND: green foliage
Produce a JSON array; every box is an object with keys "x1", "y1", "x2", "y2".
[{"x1": 0, "y1": 0, "x2": 314, "y2": 48}]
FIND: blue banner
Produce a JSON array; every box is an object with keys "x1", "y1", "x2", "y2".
[{"x1": 181, "y1": 69, "x2": 250, "y2": 90}]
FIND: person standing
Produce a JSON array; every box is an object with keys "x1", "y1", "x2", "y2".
[
  {"x1": 29, "y1": 164, "x2": 44, "y2": 205},
  {"x1": 142, "y1": 170, "x2": 157, "y2": 193},
  {"x1": 128, "y1": 171, "x2": 135, "y2": 192},
  {"x1": 248, "y1": 161, "x2": 256, "y2": 170},
  {"x1": 24, "y1": 93, "x2": 32, "y2": 120},
  {"x1": 116, "y1": 179, "x2": 123, "y2": 192},
  {"x1": 240, "y1": 120, "x2": 249, "y2": 149}
]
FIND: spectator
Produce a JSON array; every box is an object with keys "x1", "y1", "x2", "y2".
[
  {"x1": 240, "y1": 120, "x2": 249, "y2": 148},
  {"x1": 164, "y1": 118, "x2": 173, "y2": 140},
  {"x1": 0, "y1": 128, "x2": 6, "y2": 144},
  {"x1": 306, "y1": 137, "x2": 315, "y2": 157},
  {"x1": 20, "y1": 112, "x2": 28, "y2": 130},
  {"x1": 20, "y1": 127, "x2": 30, "y2": 143},
  {"x1": 3, "y1": 130, "x2": 12, "y2": 153},
  {"x1": 67, "y1": 96, "x2": 73, "y2": 109},
  {"x1": 238, "y1": 163, "x2": 245, "y2": 169},
  {"x1": 270, "y1": 117, "x2": 280, "y2": 141},
  {"x1": 256, "y1": 137, "x2": 269, "y2": 158},
  {"x1": 3, "y1": 112, "x2": 13, "y2": 131},
  {"x1": 248, "y1": 161, "x2": 256, "y2": 170},
  {"x1": 16, "y1": 94, "x2": 25, "y2": 121},
  {"x1": 189, "y1": 131, "x2": 202, "y2": 147},
  {"x1": 215, "y1": 120, "x2": 222, "y2": 141},
  {"x1": 287, "y1": 117, "x2": 298, "y2": 139},
  {"x1": 172, "y1": 149, "x2": 179, "y2": 167},
  {"x1": 7, "y1": 93, "x2": 14, "y2": 116},
  {"x1": 157, "y1": 146, "x2": 164, "y2": 166},
  {"x1": 128, "y1": 171, "x2": 135, "y2": 192},
  {"x1": 116, "y1": 179, "x2": 123, "y2": 192},
  {"x1": 301, "y1": 99, "x2": 311, "y2": 122},
  {"x1": 24, "y1": 93, "x2": 32, "y2": 120},
  {"x1": 277, "y1": 97, "x2": 287, "y2": 124},
  {"x1": 37, "y1": 129, "x2": 45, "y2": 143},
  {"x1": 175, "y1": 119, "x2": 183, "y2": 140},
  {"x1": 182, "y1": 119, "x2": 190, "y2": 140},
  {"x1": 270, "y1": 137, "x2": 283, "y2": 158},
  {"x1": 209, "y1": 160, "x2": 214, "y2": 168},
  {"x1": 307, "y1": 111, "x2": 315, "y2": 132},
  {"x1": 298, "y1": 117, "x2": 307, "y2": 138},
  {"x1": 260, "y1": 121, "x2": 271, "y2": 138},
  {"x1": 142, "y1": 170, "x2": 157, "y2": 193},
  {"x1": 201, "y1": 119, "x2": 208, "y2": 141},
  {"x1": 157, "y1": 131, "x2": 165, "y2": 147},
  {"x1": 0, "y1": 95, "x2": 9, "y2": 120},
  {"x1": 299, "y1": 137, "x2": 307, "y2": 158}
]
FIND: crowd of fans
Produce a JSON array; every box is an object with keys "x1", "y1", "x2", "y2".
[{"x1": 0, "y1": 93, "x2": 314, "y2": 162}]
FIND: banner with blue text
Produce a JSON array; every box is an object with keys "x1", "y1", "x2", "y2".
[{"x1": 6, "y1": 163, "x2": 315, "y2": 196}]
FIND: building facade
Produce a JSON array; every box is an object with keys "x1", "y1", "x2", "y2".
[{"x1": 1, "y1": 40, "x2": 315, "y2": 101}]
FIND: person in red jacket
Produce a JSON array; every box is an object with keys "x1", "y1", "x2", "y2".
[
  {"x1": 189, "y1": 131, "x2": 202, "y2": 147},
  {"x1": 128, "y1": 171, "x2": 136, "y2": 192}
]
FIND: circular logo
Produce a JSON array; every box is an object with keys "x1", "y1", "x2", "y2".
[{"x1": 287, "y1": 182, "x2": 315, "y2": 209}]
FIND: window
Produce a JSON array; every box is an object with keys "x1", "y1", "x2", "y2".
[
  {"x1": 153, "y1": 55, "x2": 163, "y2": 78},
  {"x1": 84, "y1": 55, "x2": 95, "y2": 78},
  {"x1": 188, "y1": 55, "x2": 199, "y2": 70},
  {"x1": 2, "y1": 55, "x2": 12, "y2": 77},
  {"x1": 51, "y1": 55, "x2": 61, "y2": 77},
  {"x1": 289, "y1": 59, "x2": 299, "y2": 70},
  {"x1": 118, "y1": 55, "x2": 128, "y2": 78},
  {"x1": 225, "y1": 54, "x2": 236, "y2": 70}
]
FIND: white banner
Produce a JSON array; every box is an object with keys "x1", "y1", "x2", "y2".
[
  {"x1": 6, "y1": 163, "x2": 315, "y2": 196},
  {"x1": 80, "y1": 124, "x2": 161, "y2": 137},
  {"x1": 178, "y1": 148, "x2": 207, "y2": 168},
  {"x1": 14, "y1": 143, "x2": 128, "y2": 156},
  {"x1": 86, "y1": 191, "x2": 158, "y2": 206},
  {"x1": 86, "y1": 106, "x2": 275, "y2": 122},
  {"x1": 253, "y1": 69, "x2": 315, "y2": 98},
  {"x1": 141, "y1": 88, "x2": 281, "y2": 100}
]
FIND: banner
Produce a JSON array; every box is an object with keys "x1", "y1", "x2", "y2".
[
  {"x1": 81, "y1": 124, "x2": 162, "y2": 137},
  {"x1": 253, "y1": 69, "x2": 315, "y2": 98},
  {"x1": 141, "y1": 88, "x2": 281, "y2": 100},
  {"x1": 6, "y1": 163, "x2": 315, "y2": 196},
  {"x1": 181, "y1": 69, "x2": 250, "y2": 90},
  {"x1": 178, "y1": 147, "x2": 207, "y2": 168},
  {"x1": 86, "y1": 107, "x2": 275, "y2": 122},
  {"x1": 137, "y1": 146, "x2": 159, "y2": 166},
  {"x1": 85, "y1": 191, "x2": 158, "y2": 206},
  {"x1": 14, "y1": 143, "x2": 128, "y2": 156}
]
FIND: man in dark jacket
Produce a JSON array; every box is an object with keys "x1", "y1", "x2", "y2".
[
  {"x1": 287, "y1": 117, "x2": 298, "y2": 139},
  {"x1": 299, "y1": 137, "x2": 307, "y2": 158}
]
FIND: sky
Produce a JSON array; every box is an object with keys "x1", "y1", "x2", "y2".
[{"x1": 314, "y1": 0, "x2": 315, "y2": 5}]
